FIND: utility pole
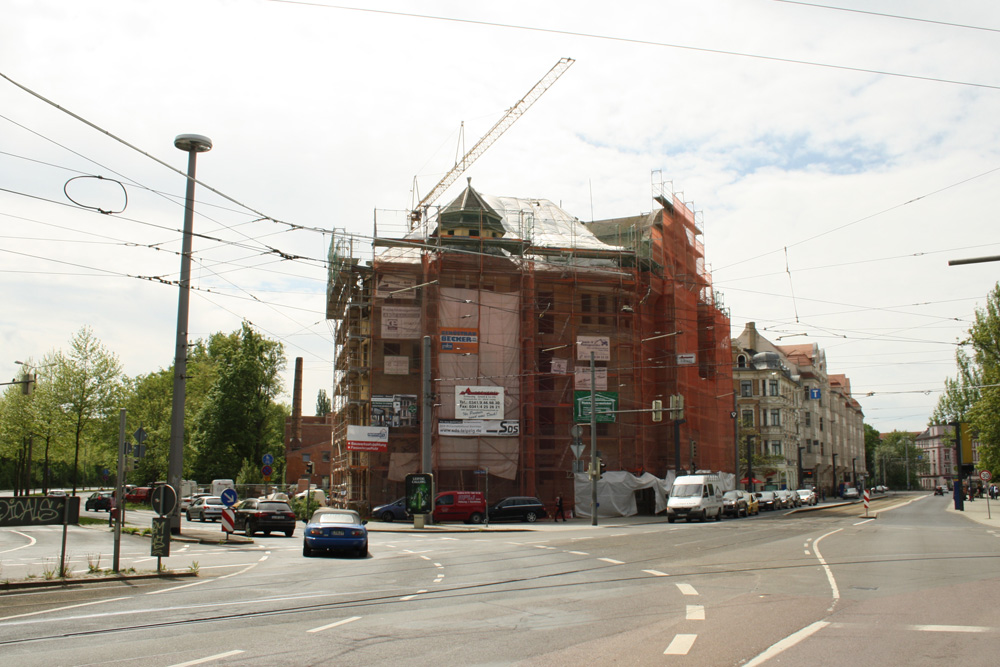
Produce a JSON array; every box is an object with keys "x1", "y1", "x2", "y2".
[
  {"x1": 422, "y1": 335, "x2": 434, "y2": 523},
  {"x1": 590, "y1": 352, "x2": 598, "y2": 527}
]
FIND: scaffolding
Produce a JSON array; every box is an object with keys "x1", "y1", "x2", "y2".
[{"x1": 326, "y1": 179, "x2": 734, "y2": 513}]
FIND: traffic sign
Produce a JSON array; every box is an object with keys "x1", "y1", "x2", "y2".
[
  {"x1": 570, "y1": 443, "x2": 585, "y2": 459},
  {"x1": 220, "y1": 488, "x2": 238, "y2": 507},
  {"x1": 133, "y1": 426, "x2": 147, "y2": 444},
  {"x1": 221, "y1": 508, "x2": 235, "y2": 534},
  {"x1": 980, "y1": 470, "x2": 992, "y2": 482},
  {"x1": 261, "y1": 464, "x2": 273, "y2": 477},
  {"x1": 262, "y1": 453, "x2": 274, "y2": 466},
  {"x1": 151, "y1": 485, "x2": 177, "y2": 516}
]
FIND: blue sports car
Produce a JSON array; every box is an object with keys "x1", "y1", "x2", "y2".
[{"x1": 302, "y1": 509, "x2": 368, "y2": 558}]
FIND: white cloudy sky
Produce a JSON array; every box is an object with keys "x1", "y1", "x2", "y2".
[{"x1": 3, "y1": 0, "x2": 999, "y2": 434}]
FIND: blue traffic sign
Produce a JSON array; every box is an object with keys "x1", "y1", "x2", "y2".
[
  {"x1": 220, "y1": 488, "x2": 238, "y2": 507},
  {"x1": 262, "y1": 453, "x2": 274, "y2": 466}
]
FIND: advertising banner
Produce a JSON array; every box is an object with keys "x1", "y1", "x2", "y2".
[
  {"x1": 573, "y1": 390, "x2": 618, "y2": 423},
  {"x1": 551, "y1": 358, "x2": 568, "y2": 374},
  {"x1": 376, "y1": 274, "x2": 416, "y2": 299},
  {"x1": 455, "y1": 385, "x2": 505, "y2": 419},
  {"x1": 347, "y1": 425, "x2": 390, "y2": 452},
  {"x1": 381, "y1": 306, "x2": 421, "y2": 339},
  {"x1": 577, "y1": 336, "x2": 610, "y2": 361},
  {"x1": 677, "y1": 353, "x2": 697, "y2": 365},
  {"x1": 574, "y1": 366, "x2": 608, "y2": 390},
  {"x1": 438, "y1": 419, "x2": 520, "y2": 437},
  {"x1": 372, "y1": 394, "x2": 418, "y2": 428},
  {"x1": 440, "y1": 328, "x2": 479, "y2": 353},
  {"x1": 384, "y1": 355, "x2": 409, "y2": 375}
]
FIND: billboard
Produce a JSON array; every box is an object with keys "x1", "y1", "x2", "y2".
[
  {"x1": 577, "y1": 336, "x2": 610, "y2": 361},
  {"x1": 346, "y1": 425, "x2": 390, "y2": 452},
  {"x1": 573, "y1": 390, "x2": 618, "y2": 423},
  {"x1": 440, "y1": 328, "x2": 479, "y2": 353},
  {"x1": 438, "y1": 419, "x2": 520, "y2": 437},
  {"x1": 371, "y1": 394, "x2": 418, "y2": 428},
  {"x1": 455, "y1": 385, "x2": 505, "y2": 419},
  {"x1": 381, "y1": 306, "x2": 421, "y2": 339}
]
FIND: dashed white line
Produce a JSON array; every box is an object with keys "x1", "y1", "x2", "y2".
[
  {"x1": 568, "y1": 551, "x2": 589, "y2": 555},
  {"x1": 686, "y1": 605, "x2": 705, "y2": 620},
  {"x1": 167, "y1": 650, "x2": 244, "y2": 667},
  {"x1": 399, "y1": 590, "x2": 428, "y2": 601},
  {"x1": 0, "y1": 596, "x2": 128, "y2": 622},
  {"x1": 910, "y1": 625, "x2": 991, "y2": 633},
  {"x1": 854, "y1": 518, "x2": 876, "y2": 526},
  {"x1": 643, "y1": 569, "x2": 669, "y2": 577},
  {"x1": 598, "y1": 557, "x2": 623, "y2": 564},
  {"x1": 664, "y1": 634, "x2": 697, "y2": 655},
  {"x1": 307, "y1": 616, "x2": 361, "y2": 633},
  {"x1": 676, "y1": 583, "x2": 698, "y2": 596}
]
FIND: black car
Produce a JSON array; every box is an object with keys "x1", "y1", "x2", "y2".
[
  {"x1": 372, "y1": 497, "x2": 409, "y2": 522},
  {"x1": 232, "y1": 498, "x2": 297, "y2": 537},
  {"x1": 487, "y1": 496, "x2": 548, "y2": 523},
  {"x1": 85, "y1": 491, "x2": 113, "y2": 512}
]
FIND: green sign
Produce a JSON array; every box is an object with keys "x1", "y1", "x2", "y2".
[
  {"x1": 574, "y1": 391, "x2": 618, "y2": 423},
  {"x1": 405, "y1": 473, "x2": 433, "y2": 515}
]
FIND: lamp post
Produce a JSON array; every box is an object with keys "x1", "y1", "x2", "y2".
[{"x1": 168, "y1": 133, "x2": 212, "y2": 534}]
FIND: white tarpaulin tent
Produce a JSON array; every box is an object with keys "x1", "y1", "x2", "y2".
[{"x1": 572, "y1": 470, "x2": 736, "y2": 518}]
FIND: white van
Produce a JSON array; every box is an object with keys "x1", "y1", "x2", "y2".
[
  {"x1": 667, "y1": 474, "x2": 724, "y2": 523},
  {"x1": 211, "y1": 479, "x2": 235, "y2": 496}
]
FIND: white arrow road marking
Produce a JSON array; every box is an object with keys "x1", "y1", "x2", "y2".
[
  {"x1": 664, "y1": 634, "x2": 697, "y2": 655},
  {"x1": 308, "y1": 616, "x2": 361, "y2": 633},
  {"x1": 167, "y1": 650, "x2": 244, "y2": 667}
]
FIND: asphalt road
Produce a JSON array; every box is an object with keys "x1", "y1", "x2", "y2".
[{"x1": 1, "y1": 493, "x2": 998, "y2": 666}]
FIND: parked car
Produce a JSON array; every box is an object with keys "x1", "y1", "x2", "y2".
[
  {"x1": 186, "y1": 495, "x2": 224, "y2": 522},
  {"x1": 302, "y1": 508, "x2": 368, "y2": 558},
  {"x1": 796, "y1": 489, "x2": 817, "y2": 506},
  {"x1": 432, "y1": 491, "x2": 486, "y2": 524},
  {"x1": 181, "y1": 492, "x2": 210, "y2": 512},
  {"x1": 875, "y1": 485, "x2": 888, "y2": 493},
  {"x1": 722, "y1": 490, "x2": 747, "y2": 518},
  {"x1": 745, "y1": 491, "x2": 760, "y2": 515},
  {"x1": 843, "y1": 487, "x2": 860, "y2": 500},
  {"x1": 232, "y1": 498, "x2": 296, "y2": 537},
  {"x1": 779, "y1": 489, "x2": 800, "y2": 508},
  {"x1": 488, "y1": 496, "x2": 548, "y2": 523},
  {"x1": 85, "y1": 491, "x2": 113, "y2": 512},
  {"x1": 125, "y1": 487, "x2": 152, "y2": 504},
  {"x1": 934, "y1": 486, "x2": 945, "y2": 496},
  {"x1": 757, "y1": 491, "x2": 779, "y2": 511},
  {"x1": 373, "y1": 498, "x2": 410, "y2": 522},
  {"x1": 294, "y1": 488, "x2": 328, "y2": 507},
  {"x1": 47, "y1": 489, "x2": 67, "y2": 497}
]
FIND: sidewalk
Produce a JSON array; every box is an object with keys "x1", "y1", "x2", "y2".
[{"x1": 945, "y1": 492, "x2": 999, "y2": 528}]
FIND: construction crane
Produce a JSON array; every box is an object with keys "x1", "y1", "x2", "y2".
[{"x1": 410, "y1": 56, "x2": 575, "y2": 229}]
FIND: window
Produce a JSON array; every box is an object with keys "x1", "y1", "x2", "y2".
[
  {"x1": 737, "y1": 355, "x2": 747, "y2": 368},
  {"x1": 740, "y1": 380, "x2": 752, "y2": 397},
  {"x1": 302, "y1": 453, "x2": 311, "y2": 462},
  {"x1": 805, "y1": 412, "x2": 812, "y2": 427},
  {"x1": 770, "y1": 409, "x2": 781, "y2": 426},
  {"x1": 806, "y1": 442, "x2": 812, "y2": 454},
  {"x1": 322, "y1": 451, "x2": 331, "y2": 462},
  {"x1": 771, "y1": 441, "x2": 782, "y2": 456},
  {"x1": 804, "y1": 387, "x2": 811, "y2": 400},
  {"x1": 741, "y1": 409, "x2": 754, "y2": 427},
  {"x1": 819, "y1": 417, "x2": 824, "y2": 432},
  {"x1": 769, "y1": 379, "x2": 779, "y2": 396}
]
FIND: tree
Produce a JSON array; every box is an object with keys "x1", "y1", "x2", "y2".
[
  {"x1": 873, "y1": 430, "x2": 925, "y2": 490},
  {"x1": 316, "y1": 389, "x2": 331, "y2": 417},
  {"x1": 49, "y1": 327, "x2": 124, "y2": 494},
  {"x1": 864, "y1": 423, "x2": 880, "y2": 480},
  {"x1": 190, "y1": 323, "x2": 286, "y2": 481},
  {"x1": 931, "y1": 347, "x2": 980, "y2": 425}
]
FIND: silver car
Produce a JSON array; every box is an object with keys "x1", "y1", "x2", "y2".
[{"x1": 186, "y1": 495, "x2": 224, "y2": 522}]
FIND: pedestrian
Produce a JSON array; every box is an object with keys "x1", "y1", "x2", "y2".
[{"x1": 554, "y1": 495, "x2": 566, "y2": 522}]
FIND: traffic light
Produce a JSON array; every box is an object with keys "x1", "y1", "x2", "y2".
[
  {"x1": 652, "y1": 399, "x2": 663, "y2": 422},
  {"x1": 669, "y1": 394, "x2": 684, "y2": 420},
  {"x1": 598, "y1": 458, "x2": 606, "y2": 478},
  {"x1": 690, "y1": 440, "x2": 698, "y2": 461}
]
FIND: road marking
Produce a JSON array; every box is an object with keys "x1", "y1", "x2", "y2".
[
  {"x1": 307, "y1": 616, "x2": 361, "y2": 633},
  {"x1": 419, "y1": 555, "x2": 431, "y2": 560},
  {"x1": 744, "y1": 621, "x2": 829, "y2": 667},
  {"x1": 598, "y1": 557, "x2": 623, "y2": 564},
  {"x1": 686, "y1": 605, "x2": 705, "y2": 620},
  {"x1": 804, "y1": 550, "x2": 811, "y2": 555},
  {"x1": 0, "y1": 596, "x2": 128, "y2": 622},
  {"x1": 853, "y1": 518, "x2": 876, "y2": 526},
  {"x1": 643, "y1": 569, "x2": 669, "y2": 577},
  {"x1": 400, "y1": 589, "x2": 428, "y2": 601},
  {"x1": 812, "y1": 528, "x2": 843, "y2": 604},
  {"x1": 258, "y1": 555, "x2": 268, "y2": 561},
  {"x1": 568, "y1": 551, "x2": 589, "y2": 555},
  {"x1": 0, "y1": 531, "x2": 37, "y2": 554},
  {"x1": 910, "y1": 625, "x2": 991, "y2": 633},
  {"x1": 167, "y1": 650, "x2": 244, "y2": 667},
  {"x1": 663, "y1": 634, "x2": 697, "y2": 655},
  {"x1": 434, "y1": 562, "x2": 443, "y2": 567},
  {"x1": 147, "y1": 562, "x2": 258, "y2": 595},
  {"x1": 676, "y1": 583, "x2": 698, "y2": 596}
]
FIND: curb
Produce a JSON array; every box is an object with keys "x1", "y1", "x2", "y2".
[{"x1": 1, "y1": 571, "x2": 199, "y2": 592}]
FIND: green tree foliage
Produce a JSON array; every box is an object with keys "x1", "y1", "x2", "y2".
[
  {"x1": 932, "y1": 283, "x2": 1000, "y2": 475},
  {"x1": 316, "y1": 389, "x2": 331, "y2": 417},
  {"x1": 48, "y1": 328, "x2": 125, "y2": 493},
  {"x1": 872, "y1": 430, "x2": 925, "y2": 489},
  {"x1": 190, "y1": 323, "x2": 286, "y2": 481},
  {"x1": 864, "y1": 423, "x2": 880, "y2": 479}
]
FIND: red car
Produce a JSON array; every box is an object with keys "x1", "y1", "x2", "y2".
[{"x1": 125, "y1": 487, "x2": 152, "y2": 504}]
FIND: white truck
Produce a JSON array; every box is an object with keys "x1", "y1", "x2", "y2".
[
  {"x1": 211, "y1": 479, "x2": 235, "y2": 496},
  {"x1": 667, "y1": 473, "x2": 724, "y2": 523}
]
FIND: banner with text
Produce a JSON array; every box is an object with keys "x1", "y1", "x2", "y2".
[
  {"x1": 438, "y1": 419, "x2": 520, "y2": 437},
  {"x1": 347, "y1": 425, "x2": 390, "y2": 452},
  {"x1": 455, "y1": 385, "x2": 505, "y2": 419}
]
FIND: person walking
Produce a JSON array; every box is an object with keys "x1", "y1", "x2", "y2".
[{"x1": 554, "y1": 495, "x2": 566, "y2": 522}]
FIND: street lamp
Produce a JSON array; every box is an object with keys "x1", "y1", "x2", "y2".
[{"x1": 168, "y1": 133, "x2": 212, "y2": 534}]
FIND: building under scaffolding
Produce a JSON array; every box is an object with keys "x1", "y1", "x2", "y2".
[{"x1": 324, "y1": 178, "x2": 734, "y2": 515}]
